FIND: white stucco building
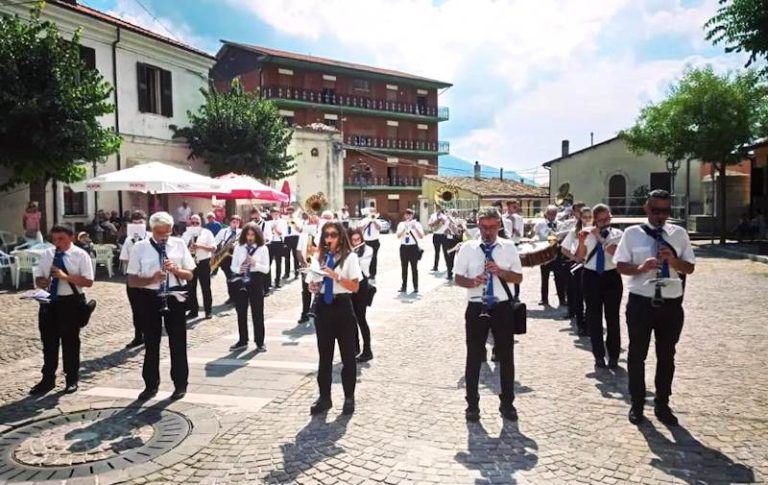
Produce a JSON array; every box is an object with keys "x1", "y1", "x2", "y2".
[{"x1": 0, "y1": 0, "x2": 215, "y2": 234}]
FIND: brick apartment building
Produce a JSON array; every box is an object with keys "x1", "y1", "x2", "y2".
[{"x1": 211, "y1": 41, "x2": 452, "y2": 222}]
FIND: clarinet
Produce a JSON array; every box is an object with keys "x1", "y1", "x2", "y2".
[
  {"x1": 240, "y1": 245, "x2": 253, "y2": 292},
  {"x1": 479, "y1": 244, "x2": 493, "y2": 319},
  {"x1": 158, "y1": 241, "x2": 170, "y2": 315}
]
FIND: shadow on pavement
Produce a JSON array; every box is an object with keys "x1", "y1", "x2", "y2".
[
  {"x1": 455, "y1": 420, "x2": 538, "y2": 484},
  {"x1": 639, "y1": 422, "x2": 755, "y2": 484},
  {"x1": 263, "y1": 413, "x2": 350, "y2": 484},
  {"x1": 588, "y1": 365, "x2": 632, "y2": 404}
]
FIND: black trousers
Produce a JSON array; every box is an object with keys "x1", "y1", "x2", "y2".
[
  {"x1": 400, "y1": 245, "x2": 420, "y2": 291},
  {"x1": 234, "y1": 272, "x2": 265, "y2": 345},
  {"x1": 300, "y1": 274, "x2": 312, "y2": 319},
  {"x1": 465, "y1": 301, "x2": 515, "y2": 405},
  {"x1": 567, "y1": 266, "x2": 586, "y2": 330},
  {"x1": 188, "y1": 258, "x2": 212, "y2": 315},
  {"x1": 283, "y1": 235, "x2": 300, "y2": 276},
  {"x1": 267, "y1": 241, "x2": 285, "y2": 288},
  {"x1": 365, "y1": 239, "x2": 380, "y2": 278},
  {"x1": 220, "y1": 255, "x2": 236, "y2": 301},
  {"x1": 351, "y1": 278, "x2": 371, "y2": 355},
  {"x1": 126, "y1": 284, "x2": 143, "y2": 341},
  {"x1": 583, "y1": 269, "x2": 623, "y2": 362},
  {"x1": 135, "y1": 289, "x2": 188, "y2": 389},
  {"x1": 443, "y1": 236, "x2": 460, "y2": 277},
  {"x1": 540, "y1": 258, "x2": 568, "y2": 305},
  {"x1": 315, "y1": 295, "x2": 357, "y2": 398},
  {"x1": 432, "y1": 233, "x2": 446, "y2": 269},
  {"x1": 38, "y1": 295, "x2": 82, "y2": 384},
  {"x1": 626, "y1": 294, "x2": 684, "y2": 408}
]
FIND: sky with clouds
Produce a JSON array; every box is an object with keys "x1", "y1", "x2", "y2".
[{"x1": 81, "y1": 0, "x2": 752, "y2": 181}]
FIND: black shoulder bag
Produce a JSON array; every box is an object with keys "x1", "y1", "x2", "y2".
[
  {"x1": 499, "y1": 278, "x2": 527, "y2": 335},
  {"x1": 407, "y1": 230, "x2": 424, "y2": 260},
  {"x1": 57, "y1": 265, "x2": 97, "y2": 328}
]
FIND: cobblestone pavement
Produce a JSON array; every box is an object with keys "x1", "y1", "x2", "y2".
[{"x1": 0, "y1": 237, "x2": 766, "y2": 484}]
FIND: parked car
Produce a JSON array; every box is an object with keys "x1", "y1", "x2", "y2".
[{"x1": 350, "y1": 216, "x2": 391, "y2": 234}]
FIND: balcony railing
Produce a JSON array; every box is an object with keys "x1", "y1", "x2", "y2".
[
  {"x1": 262, "y1": 85, "x2": 448, "y2": 120},
  {"x1": 346, "y1": 176, "x2": 423, "y2": 187},
  {"x1": 345, "y1": 135, "x2": 450, "y2": 154}
]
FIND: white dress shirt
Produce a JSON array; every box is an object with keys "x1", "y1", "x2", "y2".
[
  {"x1": 454, "y1": 238, "x2": 522, "y2": 303},
  {"x1": 429, "y1": 212, "x2": 449, "y2": 235},
  {"x1": 126, "y1": 237, "x2": 196, "y2": 290},
  {"x1": 214, "y1": 227, "x2": 241, "y2": 245},
  {"x1": 397, "y1": 221, "x2": 424, "y2": 246},
  {"x1": 313, "y1": 219, "x2": 332, "y2": 246},
  {"x1": 532, "y1": 219, "x2": 561, "y2": 241},
  {"x1": 269, "y1": 219, "x2": 288, "y2": 242},
  {"x1": 34, "y1": 245, "x2": 94, "y2": 296},
  {"x1": 561, "y1": 229, "x2": 578, "y2": 255},
  {"x1": 353, "y1": 244, "x2": 373, "y2": 278},
  {"x1": 182, "y1": 227, "x2": 216, "y2": 261},
  {"x1": 285, "y1": 217, "x2": 302, "y2": 237},
  {"x1": 251, "y1": 219, "x2": 272, "y2": 243},
  {"x1": 504, "y1": 213, "x2": 525, "y2": 242},
  {"x1": 230, "y1": 243, "x2": 270, "y2": 274},
  {"x1": 119, "y1": 235, "x2": 146, "y2": 262},
  {"x1": 358, "y1": 217, "x2": 381, "y2": 241},
  {"x1": 613, "y1": 223, "x2": 695, "y2": 299},
  {"x1": 307, "y1": 252, "x2": 363, "y2": 295},
  {"x1": 580, "y1": 227, "x2": 624, "y2": 272},
  {"x1": 175, "y1": 205, "x2": 192, "y2": 224}
]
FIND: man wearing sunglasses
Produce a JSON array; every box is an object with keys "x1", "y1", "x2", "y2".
[{"x1": 615, "y1": 189, "x2": 695, "y2": 427}]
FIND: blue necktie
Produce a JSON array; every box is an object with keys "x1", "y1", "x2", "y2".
[
  {"x1": 323, "y1": 252, "x2": 336, "y2": 304},
  {"x1": 287, "y1": 223, "x2": 292, "y2": 235},
  {"x1": 366, "y1": 222, "x2": 372, "y2": 236},
  {"x1": 49, "y1": 250, "x2": 65, "y2": 300},
  {"x1": 649, "y1": 227, "x2": 671, "y2": 277},
  {"x1": 480, "y1": 243, "x2": 496, "y2": 308},
  {"x1": 595, "y1": 243, "x2": 605, "y2": 274},
  {"x1": 405, "y1": 226, "x2": 411, "y2": 244}
]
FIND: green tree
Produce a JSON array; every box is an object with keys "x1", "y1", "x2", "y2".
[
  {"x1": 171, "y1": 79, "x2": 296, "y2": 181},
  {"x1": 705, "y1": 0, "x2": 768, "y2": 76},
  {"x1": 620, "y1": 66, "x2": 767, "y2": 243},
  {"x1": 0, "y1": 3, "x2": 120, "y2": 233}
]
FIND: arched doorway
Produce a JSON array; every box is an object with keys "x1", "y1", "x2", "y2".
[{"x1": 608, "y1": 174, "x2": 627, "y2": 215}]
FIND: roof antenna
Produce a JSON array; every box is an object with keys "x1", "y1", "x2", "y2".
[{"x1": 590, "y1": 132, "x2": 594, "y2": 146}]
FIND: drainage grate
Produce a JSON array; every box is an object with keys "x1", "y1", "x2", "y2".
[{"x1": 0, "y1": 407, "x2": 190, "y2": 482}]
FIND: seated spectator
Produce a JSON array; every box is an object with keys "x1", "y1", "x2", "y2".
[{"x1": 75, "y1": 231, "x2": 95, "y2": 256}]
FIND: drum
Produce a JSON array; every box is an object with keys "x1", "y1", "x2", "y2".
[{"x1": 517, "y1": 241, "x2": 558, "y2": 267}]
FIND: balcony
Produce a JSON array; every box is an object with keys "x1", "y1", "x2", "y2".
[
  {"x1": 261, "y1": 85, "x2": 449, "y2": 122},
  {"x1": 345, "y1": 135, "x2": 450, "y2": 155},
  {"x1": 344, "y1": 176, "x2": 423, "y2": 190}
]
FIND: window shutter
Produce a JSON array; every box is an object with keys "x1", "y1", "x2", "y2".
[
  {"x1": 79, "y1": 46, "x2": 96, "y2": 71},
  {"x1": 137, "y1": 63, "x2": 149, "y2": 113},
  {"x1": 160, "y1": 69, "x2": 173, "y2": 118}
]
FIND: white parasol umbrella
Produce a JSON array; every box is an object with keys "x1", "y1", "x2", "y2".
[
  {"x1": 183, "y1": 173, "x2": 288, "y2": 201},
  {"x1": 69, "y1": 162, "x2": 224, "y2": 193}
]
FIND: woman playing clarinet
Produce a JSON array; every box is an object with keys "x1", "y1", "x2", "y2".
[
  {"x1": 306, "y1": 221, "x2": 362, "y2": 416},
  {"x1": 229, "y1": 223, "x2": 270, "y2": 352},
  {"x1": 348, "y1": 228, "x2": 375, "y2": 362}
]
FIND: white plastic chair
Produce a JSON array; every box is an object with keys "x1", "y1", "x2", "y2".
[
  {"x1": 0, "y1": 251, "x2": 13, "y2": 286},
  {"x1": 13, "y1": 251, "x2": 40, "y2": 289},
  {"x1": 0, "y1": 231, "x2": 18, "y2": 253},
  {"x1": 92, "y1": 244, "x2": 115, "y2": 278}
]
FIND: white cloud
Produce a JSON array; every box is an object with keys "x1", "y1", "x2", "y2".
[{"x1": 225, "y1": 0, "x2": 747, "y2": 179}]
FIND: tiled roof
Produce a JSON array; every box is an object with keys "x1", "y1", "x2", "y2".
[
  {"x1": 219, "y1": 41, "x2": 452, "y2": 88},
  {"x1": 424, "y1": 175, "x2": 549, "y2": 198},
  {"x1": 50, "y1": 0, "x2": 215, "y2": 60}
]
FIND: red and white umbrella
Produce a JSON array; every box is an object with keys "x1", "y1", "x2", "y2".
[{"x1": 186, "y1": 173, "x2": 288, "y2": 201}]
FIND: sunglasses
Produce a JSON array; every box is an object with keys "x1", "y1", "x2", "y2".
[
  {"x1": 650, "y1": 207, "x2": 671, "y2": 215},
  {"x1": 189, "y1": 221, "x2": 201, "y2": 226},
  {"x1": 323, "y1": 232, "x2": 340, "y2": 239}
]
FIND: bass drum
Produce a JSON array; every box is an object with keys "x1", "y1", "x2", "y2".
[{"x1": 517, "y1": 241, "x2": 559, "y2": 267}]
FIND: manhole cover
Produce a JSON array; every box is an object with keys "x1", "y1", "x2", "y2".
[{"x1": 0, "y1": 407, "x2": 191, "y2": 482}]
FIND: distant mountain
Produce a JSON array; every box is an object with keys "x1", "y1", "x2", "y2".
[{"x1": 438, "y1": 155, "x2": 537, "y2": 186}]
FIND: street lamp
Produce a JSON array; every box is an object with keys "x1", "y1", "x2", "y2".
[
  {"x1": 665, "y1": 158, "x2": 682, "y2": 219},
  {"x1": 350, "y1": 159, "x2": 372, "y2": 216}
]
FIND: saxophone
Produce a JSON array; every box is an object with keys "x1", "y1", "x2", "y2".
[{"x1": 210, "y1": 232, "x2": 237, "y2": 273}]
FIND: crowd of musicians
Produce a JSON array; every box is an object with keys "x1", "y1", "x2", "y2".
[{"x1": 27, "y1": 189, "x2": 694, "y2": 426}]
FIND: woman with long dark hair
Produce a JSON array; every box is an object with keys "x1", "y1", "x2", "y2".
[
  {"x1": 229, "y1": 223, "x2": 270, "y2": 352},
  {"x1": 348, "y1": 228, "x2": 374, "y2": 362},
  {"x1": 307, "y1": 221, "x2": 362, "y2": 415},
  {"x1": 562, "y1": 206, "x2": 592, "y2": 336}
]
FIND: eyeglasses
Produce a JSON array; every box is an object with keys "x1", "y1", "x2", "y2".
[
  {"x1": 323, "y1": 232, "x2": 339, "y2": 239},
  {"x1": 189, "y1": 221, "x2": 200, "y2": 226},
  {"x1": 650, "y1": 207, "x2": 671, "y2": 215}
]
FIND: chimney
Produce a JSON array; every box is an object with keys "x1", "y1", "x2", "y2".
[
  {"x1": 561, "y1": 140, "x2": 570, "y2": 158},
  {"x1": 590, "y1": 132, "x2": 594, "y2": 146},
  {"x1": 474, "y1": 161, "x2": 481, "y2": 180},
  {"x1": 500, "y1": 168, "x2": 504, "y2": 180}
]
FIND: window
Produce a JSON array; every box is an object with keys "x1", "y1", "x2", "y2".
[
  {"x1": 650, "y1": 172, "x2": 671, "y2": 192},
  {"x1": 63, "y1": 186, "x2": 86, "y2": 216},
  {"x1": 752, "y1": 166, "x2": 765, "y2": 196},
  {"x1": 387, "y1": 166, "x2": 398, "y2": 185},
  {"x1": 137, "y1": 63, "x2": 173, "y2": 117},
  {"x1": 387, "y1": 125, "x2": 398, "y2": 140},
  {"x1": 79, "y1": 45, "x2": 96, "y2": 71},
  {"x1": 282, "y1": 116, "x2": 294, "y2": 127},
  {"x1": 352, "y1": 79, "x2": 370, "y2": 92},
  {"x1": 388, "y1": 199, "x2": 399, "y2": 213},
  {"x1": 417, "y1": 95, "x2": 428, "y2": 114},
  {"x1": 609, "y1": 174, "x2": 627, "y2": 215},
  {"x1": 386, "y1": 89, "x2": 398, "y2": 102}
]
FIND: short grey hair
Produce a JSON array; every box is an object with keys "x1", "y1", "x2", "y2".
[
  {"x1": 477, "y1": 208, "x2": 501, "y2": 221},
  {"x1": 149, "y1": 211, "x2": 174, "y2": 228},
  {"x1": 321, "y1": 210, "x2": 334, "y2": 220},
  {"x1": 546, "y1": 204, "x2": 558, "y2": 213},
  {"x1": 592, "y1": 203, "x2": 611, "y2": 217}
]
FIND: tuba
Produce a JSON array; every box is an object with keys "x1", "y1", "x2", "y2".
[
  {"x1": 555, "y1": 182, "x2": 574, "y2": 207},
  {"x1": 434, "y1": 185, "x2": 460, "y2": 209},
  {"x1": 304, "y1": 192, "x2": 328, "y2": 215}
]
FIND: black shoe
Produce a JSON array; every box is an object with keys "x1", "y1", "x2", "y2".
[
  {"x1": 628, "y1": 406, "x2": 645, "y2": 425},
  {"x1": 256, "y1": 345, "x2": 267, "y2": 353},
  {"x1": 229, "y1": 341, "x2": 248, "y2": 351},
  {"x1": 608, "y1": 358, "x2": 619, "y2": 370},
  {"x1": 356, "y1": 352, "x2": 373, "y2": 362},
  {"x1": 274, "y1": 282, "x2": 282, "y2": 289},
  {"x1": 342, "y1": 397, "x2": 355, "y2": 415},
  {"x1": 577, "y1": 328, "x2": 589, "y2": 337},
  {"x1": 654, "y1": 405, "x2": 679, "y2": 426},
  {"x1": 186, "y1": 312, "x2": 199, "y2": 320},
  {"x1": 431, "y1": 267, "x2": 438, "y2": 272},
  {"x1": 499, "y1": 404, "x2": 518, "y2": 421},
  {"x1": 138, "y1": 387, "x2": 158, "y2": 401},
  {"x1": 282, "y1": 274, "x2": 290, "y2": 280},
  {"x1": 310, "y1": 397, "x2": 332, "y2": 415},
  {"x1": 595, "y1": 359, "x2": 608, "y2": 369},
  {"x1": 64, "y1": 382, "x2": 79, "y2": 394},
  {"x1": 465, "y1": 406, "x2": 481, "y2": 422},
  {"x1": 170, "y1": 386, "x2": 187, "y2": 401},
  {"x1": 412, "y1": 289, "x2": 418, "y2": 294},
  {"x1": 398, "y1": 287, "x2": 406, "y2": 293},
  {"x1": 205, "y1": 312, "x2": 212, "y2": 320},
  {"x1": 224, "y1": 298, "x2": 233, "y2": 305},
  {"x1": 125, "y1": 338, "x2": 144, "y2": 349},
  {"x1": 298, "y1": 315, "x2": 309, "y2": 324},
  {"x1": 538, "y1": 300, "x2": 547, "y2": 306},
  {"x1": 29, "y1": 380, "x2": 55, "y2": 396},
  {"x1": 294, "y1": 271, "x2": 299, "y2": 278},
  {"x1": 446, "y1": 274, "x2": 453, "y2": 281}
]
